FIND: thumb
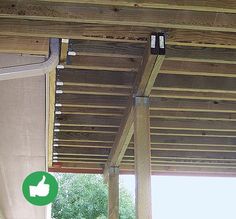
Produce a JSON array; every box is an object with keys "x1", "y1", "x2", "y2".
[{"x1": 37, "y1": 175, "x2": 46, "y2": 186}]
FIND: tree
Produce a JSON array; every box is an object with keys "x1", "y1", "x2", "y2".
[{"x1": 52, "y1": 173, "x2": 135, "y2": 219}]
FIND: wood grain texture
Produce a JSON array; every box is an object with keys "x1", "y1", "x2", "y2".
[
  {"x1": 57, "y1": 68, "x2": 135, "y2": 86},
  {"x1": 154, "y1": 74, "x2": 236, "y2": 93},
  {"x1": 134, "y1": 97, "x2": 152, "y2": 219},
  {"x1": 108, "y1": 167, "x2": 119, "y2": 219},
  {"x1": 161, "y1": 60, "x2": 236, "y2": 77},
  {"x1": 2, "y1": 18, "x2": 236, "y2": 49},
  {"x1": 1, "y1": 2, "x2": 236, "y2": 32},
  {"x1": 69, "y1": 39, "x2": 144, "y2": 57},
  {"x1": 0, "y1": 35, "x2": 49, "y2": 55},
  {"x1": 56, "y1": 114, "x2": 121, "y2": 127},
  {"x1": 166, "y1": 45, "x2": 236, "y2": 64},
  {"x1": 66, "y1": 55, "x2": 141, "y2": 72},
  {"x1": 48, "y1": 70, "x2": 56, "y2": 167},
  {"x1": 39, "y1": 0, "x2": 236, "y2": 13}
]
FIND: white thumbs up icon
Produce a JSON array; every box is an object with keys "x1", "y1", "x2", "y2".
[{"x1": 29, "y1": 176, "x2": 50, "y2": 197}]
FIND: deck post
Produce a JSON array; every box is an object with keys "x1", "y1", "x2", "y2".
[
  {"x1": 108, "y1": 166, "x2": 119, "y2": 219},
  {"x1": 134, "y1": 97, "x2": 152, "y2": 219}
]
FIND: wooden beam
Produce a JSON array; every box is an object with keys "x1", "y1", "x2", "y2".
[
  {"x1": 150, "y1": 110, "x2": 236, "y2": 122},
  {"x1": 161, "y1": 60, "x2": 236, "y2": 78},
  {"x1": 48, "y1": 69, "x2": 56, "y2": 167},
  {"x1": 56, "y1": 94, "x2": 129, "y2": 108},
  {"x1": 55, "y1": 132, "x2": 115, "y2": 143},
  {"x1": 53, "y1": 148, "x2": 236, "y2": 161},
  {"x1": 2, "y1": 2, "x2": 236, "y2": 32},
  {"x1": 0, "y1": 35, "x2": 49, "y2": 55},
  {"x1": 2, "y1": 18, "x2": 236, "y2": 49},
  {"x1": 39, "y1": 0, "x2": 236, "y2": 14},
  {"x1": 61, "y1": 85, "x2": 131, "y2": 97},
  {"x1": 60, "y1": 38, "x2": 69, "y2": 64},
  {"x1": 66, "y1": 55, "x2": 141, "y2": 72},
  {"x1": 57, "y1": 68, "x2": 236, "y2": 95},
  {"x1": 56, "y1": 94, "x2": 236, "y2": 116},
  {"x1": 57, "y1": 68, "x2": 135, "y2": 86},
  {"x1": 55, "y1": 114, "x2": 121, "y2": 127},
  {"x1": 154, "y1": 74, "x2": 236, "y2": 94},
  {"x1": 69, "y1": 39, "x2": 144, "y2": 58},
  {"x1": 108, "y1": 167, "x2": 119, "y2": 219},
  {"x1": 150, "y1": 98, "x2": 236, "y2": 113},
  {"x1": 49, "y1": 162, "x2": 236, "y2": 177},
  {"x1": 104, "y1": 33, "x2": 165, "y2": 178},
  {"x1": 134, "y1": 97, "x2": 152, "y2": 219},
  {"x1": 166, "y1": 46, "x2": 236, "y2": 64},
  {"x1": 56, "y1": 106, "x2": 125, "y2": 116},
  {"x1": 151, "y1": 90, "x2": 236, "y2": 101}
]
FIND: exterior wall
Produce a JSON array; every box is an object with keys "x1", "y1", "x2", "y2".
[{"x1": 0, "y1": 54, "x2": 47, "y2": 219}]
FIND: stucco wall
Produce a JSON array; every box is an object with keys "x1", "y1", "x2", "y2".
[{"x1": 0, "y1": 54, "x2": 47, "y2": 219}]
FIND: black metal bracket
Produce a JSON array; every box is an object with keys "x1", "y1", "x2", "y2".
[{"x1": 150, "y1": 32, "x2": 166, "y2": 55}]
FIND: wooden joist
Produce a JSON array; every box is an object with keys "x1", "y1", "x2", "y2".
[
  {"x1": 53, "y1": 150, "x2": 236, "y2": 164},
  {"x1": 56, "y1": 107, "x2": 125, "y2": 116},
  {"x1": 150, "y1": 98, "x2": 236, "y2": 113},
  {"x1": 56, "y1": 93, "x2": 236, "y2": 113},
  {"x1": 150, "y1": 110, "x2": 236, "y2": 122},
  {"x1": 54, "y1": 116, "x2": 236, "y2": 132},
  {"x1": 69, "y1": 39, "x2": 145, "y2": 58},
  {"x1": 152, "y1": 90, "x2": 236, "y2": 102},
  {"x1": 57, "y1": 68, "x2": 135, "y2": 86},
  {"x1": 56, "y1": 67, "x2": 236, "y2": 95},
  {"x1": 54, "y1": 127, "x2": 236, "y2": 139},
  {"x1": 154, "y1": 74, "x2": 236, "y2": 93},
  {"x1": 66, "y1": 55, "x2": 141, "y2": 72},
  {"x1": 161, "y1": 60, "x2": 236, "y2": 77},
  {"x1": 166, "y1": 46, "x2": 236, "y2": 64},
  {"x1": 55, "y1": 114, "x2": 121, "y2": 127},
  {"x1": 50, "y1": 162, "x2": 236, "y2": 176}
]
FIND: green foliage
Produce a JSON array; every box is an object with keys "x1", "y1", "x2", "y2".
[{"x1": 52, "y1": 174, "x2": 135, "y2": 219}]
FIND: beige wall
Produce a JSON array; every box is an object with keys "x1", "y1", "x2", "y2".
[{"x1": 0, "y1": 54, "x2": 47, "y2": 219}]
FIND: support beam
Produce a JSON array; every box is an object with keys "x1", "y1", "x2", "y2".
[
  {"x1": 108, "y1": 167, "x2": 119, "y2": 219},
  {"x1": 2, "y1": 2, "x2": 236, "y2": 32},
  {"x1": 60, "y1": 38, "x2": 69, "y2": 64},
  {"x1": 2, "y1": 19, "x2": 236, "y2": 49},
  {"x1": 134, "y1": 97, "x2": 152, "y2": 219},
  {"x1": 0, "y1": 35, "x2": 49, "y2": 55},
  {"x1": 103, "y1": 33, "x2": 165, "y2": 179},
  {"x1": 39, "y1": 0, "x2": 236, "y2": 14},
  {"x1": 48, "y1": 69, "x2": 56, "y2": 167}
]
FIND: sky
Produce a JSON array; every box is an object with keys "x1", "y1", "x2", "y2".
[{"x1": 120, "y1": 175, "x2": 236, "y2": 219}]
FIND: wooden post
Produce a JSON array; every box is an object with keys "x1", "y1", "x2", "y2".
[
  {"x1": 48, "y1": 69, "x2": 56, "y2": 167},
  {"x1": 108, "y1": 166, "x2": 119, "y2": 219},
  {"x1": 60, "y1": 38, "x2": 69, "y2": 64},
  {"x1": 134, "y1": 97, "x2": 152, "y2": 219}
]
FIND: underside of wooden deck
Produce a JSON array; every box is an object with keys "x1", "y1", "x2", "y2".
[{"x1": 1, "y1": 0, "x2": 236, "y2": 178}]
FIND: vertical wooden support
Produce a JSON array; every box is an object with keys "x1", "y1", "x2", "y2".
[
  {"x1": 48, "y1": 69, "x2": 56, "y2": 167},
  {"x1": 134, "y1": 97, "x2": 152, "y2": 219},
  {"x1": 108, "y1": 167, "x2": 119, "y2": 219},
  {"x1": 60, "y1": 38, "x2": 69, "y2": 64}
]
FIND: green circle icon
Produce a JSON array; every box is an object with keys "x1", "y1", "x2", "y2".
[{"x1": 22, "y1": 171, "x2": 58, "y2": 206}]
